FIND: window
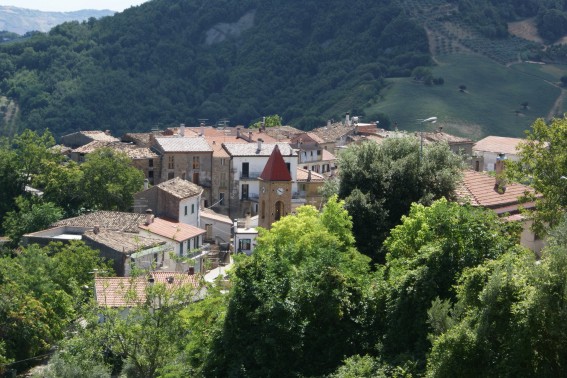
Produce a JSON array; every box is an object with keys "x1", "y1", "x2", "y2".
[
  {"x1": 221, "y1": 158, "x2": 225, "y2": 166},
  {"x1": 192, "y1": 172, "x2": 199, "y2": 184},
  {"x1": 219, "y1": 192, "x2": 225, "y2": 206},
  {"x1": 317, "y1": 150, "x2": 321, "y2": 156},
  {"x1": 286, "y1": 162, "x2": 291, "y2": 173},
  {"x1": 194, "y1": 236, "x2": 200, "y2": 248},
  {"x1": 191, "y1": 204, "x2": 195, "y2": 214},
  {"x1": 193, "y1": 156, "x2": 200, "y2": 169},
  {"x1": 184, "y1": 206, "x2": 188, "y2": 216},
  {"x1": 239, "y1": 238, "x2": 251, "y2": 251},
  {"x1": 220, "y1": 173, "x2": 227, "y2": 188},
  {"x1": 149, "y1": 159, "x2": 154, "y2": 168},
  {"x1": 168, "y1": 156, "x2": 174, "y2": 169},
  {"x1": 242, "y1": 184, "x2": 249, "y2": 199},
  {"x1": 168, "y1": 172, "x2": 174, "y2": 180},
  {"x1": 179, "y1": 242, "x2": 184, "y2": 256},
  {"x1": 242, "y1": 162, "x2": 249, "y2": 178},
  {"x1": 148, "y1": 171, "x2": 154, "y2": 178}
]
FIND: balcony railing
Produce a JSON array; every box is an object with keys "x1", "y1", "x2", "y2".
[{"x1": 240, "y1": 172, "x2": 262, "y2": 180}]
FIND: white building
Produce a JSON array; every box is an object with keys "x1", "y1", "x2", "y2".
[{"x1": 473, "y1": 136, "x2": 524, "y2": 171}]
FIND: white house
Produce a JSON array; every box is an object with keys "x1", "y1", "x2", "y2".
[{"x1": 473, "y1": 136, "x2": 524, "y2": 171}]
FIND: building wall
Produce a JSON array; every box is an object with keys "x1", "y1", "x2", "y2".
[
  {"x1": 200, "y1": 216, "x2": 232, "y2": 244},
  {"x1": 211, "y1": 155, "x2": 231, "y2": 215},
  {"x1": 132, "y1": 158, "x2": 160, "y2": 185},
  {"x1": 178, "y1": 196, "x2": 201, "y2": 227},
  {"x1": 475, "y1": 151, "x2": 520, "y2": 171},
  {"x1": 258, "y1": 179, "x2": 292, "y2": 229}
]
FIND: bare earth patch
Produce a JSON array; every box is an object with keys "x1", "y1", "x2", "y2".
[{"x1": 508, "y1": 18, "x2": 543, "y2": 43}]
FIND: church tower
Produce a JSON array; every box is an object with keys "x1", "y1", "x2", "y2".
[{"x1": 258, "y1": 145, "x2": 292, "y2": 229}]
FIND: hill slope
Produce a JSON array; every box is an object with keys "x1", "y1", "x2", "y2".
[{"x1": 0, "y1": 6, "x2": 114, "y2": 35}]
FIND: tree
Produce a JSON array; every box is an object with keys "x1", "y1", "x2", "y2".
[
  {"x1": 2, "y1": 196, "x2": 63, "y2": 246},
  {"x1": 204, "y1": 198, "x2": 378, "y2": 377},
  {"x1": 459, "y1": 84, "x2": 467, "y2": 92},
  {"x1": 426, "y1": 215, "x2": 567, "y2": 377},
  {"x1": 79, "y1": 148, "x2": 144, "y2": 211},
  {"x1": 507, "y1": 117, "x2": 567, "y2": 235},
  {"x1": 338, "y1": 138, "x2": 463, "y2": 262},
  {"x1": 249, "y1": 114, "x2": 283, "y2": 129},
  {"x1": 382, "y1": 199, "x2": 522, "y2": 361},
  {"x1": 521, "y1": 101, "x2": 529, "y2": 110},
  {"x1": 0, "y1": 142, "x2": 21, "y2": 229},
  {"x1": 561, "y1": 75, "x2": 567, "y2": 87}
]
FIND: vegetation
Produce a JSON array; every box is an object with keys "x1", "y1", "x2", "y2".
[
  {"x1": 0, "y1": 0, "x2": 430, "y2": 138},
  {"x1": 337, "y1": 137, "x2": 463, "y2": 262}
]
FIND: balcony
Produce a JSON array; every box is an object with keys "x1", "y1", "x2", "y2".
[{"x1": 240, "y1": 172, "x2": 262, "y2": 180}]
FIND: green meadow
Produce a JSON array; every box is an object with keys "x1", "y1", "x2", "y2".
[{"x1": 366, "y1": 54, "x2": 567, "y2": 140}]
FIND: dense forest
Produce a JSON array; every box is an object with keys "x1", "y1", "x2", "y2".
[
  {"x1": 0, "y1": 0, "x2": 430, "y2": 138},
  {"x1": 3, "y1": 0, "x2": 567, "y2": 138}
]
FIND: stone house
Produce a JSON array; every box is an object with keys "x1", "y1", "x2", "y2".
[
  {"x1": 133, "y1": 177, "x2": 202, "y2": 227},
  {"x1": 151, "y1": 135, "x2": 213, "y2": 205},
  {"x1": 60, "y1": 130, "x2": 119, "y2": 149}
]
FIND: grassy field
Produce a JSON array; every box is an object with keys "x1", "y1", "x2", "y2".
[{"x1": 365, "y1": 54, "x2": 567, "y2": 140}]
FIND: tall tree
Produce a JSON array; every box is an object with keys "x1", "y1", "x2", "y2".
[
  {"x1": 80, "y1": 148, "x2": 144, "y2": 211},
  {"x1": 507, "y1": 117, "x2": 567, "y2": 235},
  {"x1": 205, "y1": 198, "x2": 378, "y2": 377},
  {"x1": 338, "y1": 138, "x2": 463, "y2": 262}
]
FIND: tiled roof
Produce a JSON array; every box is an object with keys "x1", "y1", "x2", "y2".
[
  {"x1": 261, "y1": 125, "x2": 302, "y2": 141},
  {"x1": 259, "y1": 145, "x2": 292, "y2": 181},
  {"x1": 139, "y1": 218, "x2": 206, "y2": 241},
  {"x1": 72, "y1": 141, "x2": 158, "y2": 159},
  {"x1": 52, "y1": 211, "x2": 147, "y2": 233},
  {"x1": 83, "y1": 229, "x2": 165, "y2": 254},
  {"x1": 223, "y1": 142, "x2": 296, "y2": 157},
  {"x1": 473, "y1": 136, "x2": 525, "y2": 155},
  {"x1": 321, "y1": 149, "x2": 336, "y2": 161},
  {"x1": 155, "y1": 137, "x2": 213, "y2": 153},
  {"x1": 296, "y1": 167, "x2": 326, "y2": 182},
  {"x1": 153, "y1": 177, "x2": 202, "y2": 199},
  {"x1": 311, "y1": 122, "x2": 355, "y2": 143},
  {"x1": 80, "y1": 131, "x2": 120, "y2": 142},
  {"x1": 122, "y1": 132, "x2": 153, "y2": 147},
  {"x1": 455, "y1": 170, "x2": 537, "y2": 211},
  {"x1": 94, "y1": 272, "x2": 200, "y2": 308}
]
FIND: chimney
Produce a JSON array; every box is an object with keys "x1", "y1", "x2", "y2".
[
  {"x1": 327, "y1": 120, "x2": 332, "y2": 128},
  {"x1": 236, "y1": 127, "x2": 241, "y2": 139},
  {"x1": 262, "y1": 116, "x2": 266, "y2": 130},
  {"x1": 93, "y1": 225, "x2": 100, "y2": 235},
  {"x1": 145, "y1": 209, "x2": 154, "y2": 225},
  {"x1": 104, "y1": 130, "x2": 111, "y2": 135},
  {"x1": 200, "y1": 122, "x2": 204, "y2": 136},
  {"x1": 144, "y1": 179, "x2": 149, "y2": 190},
  {"x1": 179, "y1": 123, "x2": 185, "y2": 137},
  {"x1": 249, "y1": 131, "x2": 253, "y2": 141},
  {"x1": 494, "y1": 153, "x2": 507, "y2": 192},
  {"x1": 345, "y1": 112, "x2": 350, "y2": 126},
  {"x1": 307, "y1": 170, "x2": 312, "y2": 182},
  {"x1": 244, "y1": 212, "x2": 251, "y2": 229},
  {"x1": 257, "y1": 138, "x2": 264, "y2": 153}
]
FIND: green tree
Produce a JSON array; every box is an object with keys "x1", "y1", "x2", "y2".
[
  {"x1": 507, "y1": 117, "x2": 567, "y2": 235},
  {"x1": 2, "y1": 196, "x2": 63, "y2": 246},
  {"x1": 80, "y1": 148, "x2": 144, "y2": 211},
  {"x1": 34, "y1": 160, "x2": 85, "y2": 216},
  {"x1": 249, "y1": 114, "x2": 283, "y2": 129},
  {"x1": 338, "y1": 138, "x2": 463, "y2": 262},
  {"x1": 382, "y1": 199, "x2": 521, "y2": 362},
  {"x1": 0, "y1": 142, "x2": 21, "y2": 229},
  {"x1": 205, "y1": 198, "x2": 378, "y2": 377}
]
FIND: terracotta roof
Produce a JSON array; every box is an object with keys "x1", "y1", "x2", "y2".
[
  {"x1": 153, "y1": 177, "x2": 202, "y2": 199},
  {"x1": 139, "y1": 218, "x2": 206, "y2": 241},
  {"x1": 259, "y1": 145, "x2": 292, "y2": 181},
  {"x1": 321, "y1": 149, "x2": 336, "y2": 161},
  {"x1": 296, "y1": 167, "x2": 326, "y2": 182},
  {"x1": 53, "y1": 211, "x2": 147, "y2": 233},
  {"x1": 94, "y1": 272, "x2": 200, "y2": 307},
  {"x1": 72, "y1": 141, "x2": 158, "y2": 159},
  {"x1": 83, "y1": 229, "x2": 165, "y2": 254},
  {"x1": 154, "y1": 137, "x2": 213, "y2": 153},
  {"x1": 455, "y1": 170, "x2": 537, "y2": 212},
  {"x1": 223, "y1": 142, "x2": 296, "y2": 157},
  {"x1": 291, "y1": 132, "x2": 325, "y2": 145},
  {"x1": 473, "y1": 136, "x2": 525, "y2": 155}
]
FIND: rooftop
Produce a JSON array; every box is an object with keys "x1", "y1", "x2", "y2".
[
  {"x1": 52, "y1": 211, "x2": 147, "y2": 233},
  {"x1": 94, "y1": 272, "x2": 200, "y2": 308},
  {"x1": 422, "y1": 131, "x2": 473, "y2": 144},
  {"x1": 297, "y1": 167, "x2": 326, "y2": 182},
  {"x1": 154, "y1": 136, "x2": 213, "y2": 153},
  {"x1": 455, "y1": 170, "x2": 537, "y2": 213},
  {"x1": 65, "y1": 130, "x2": 120, "y2": 143},
  {"x1": 83, "y1": 229, "x2": 166, "y2": 254},
  {"x1": 72, "y1": 141, "x2": 158, "y2": 159},
  {"x1": 223, "y1": 142, "x2": 296, "y2": 157},
  {"x1": 311, "y1": 122, "x2": 355, "y2": 143},
  {"x1": 473, "y1": 136, "x2": 525, "y2": 155},
  {"x1": 200, "y1": 208, "x2": 232, "y2": 224},
  {"x1": 152, "y1": 177, "x2": 203, "y2": 199},
  {"x1": 139, "y1": 217, "x2": 206, "y2": 241}
]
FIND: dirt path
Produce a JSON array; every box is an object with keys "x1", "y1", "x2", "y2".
[{"x1": 547, "y1": 88, "x2": 566, "y2": 120}]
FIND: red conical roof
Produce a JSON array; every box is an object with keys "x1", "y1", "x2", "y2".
[{"x1": 259, "y1": 145, "x2": 292, "y2": 181}]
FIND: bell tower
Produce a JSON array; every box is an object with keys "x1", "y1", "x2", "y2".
[{"x1": 258, "y1": 145, "x2": 292, "y2": 229}]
